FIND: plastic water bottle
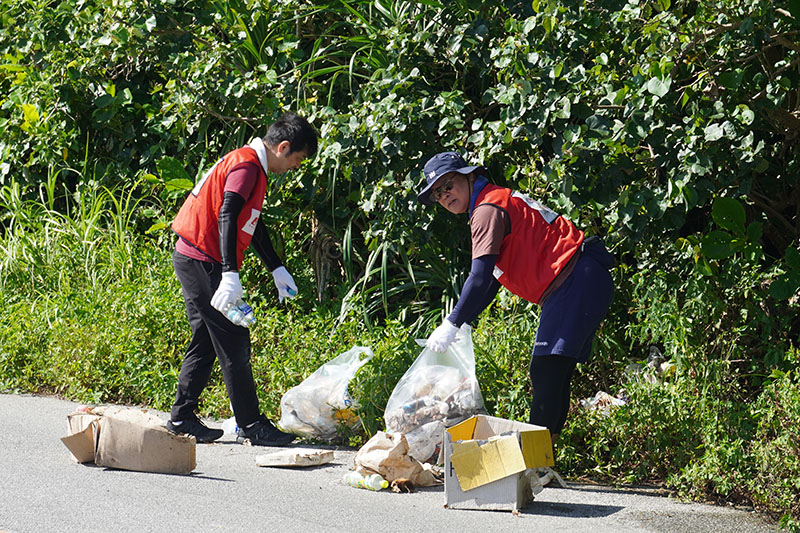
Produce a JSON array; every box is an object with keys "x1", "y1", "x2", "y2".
[
  {"x1": 224, "y1": 299, "x2": 256, "y2": 327},
  {"x1": 342, "y1": 471, "x2": 388, "y2": 491},
  {"x1": 221, "y1": 416, "x2": 238, "y2": 435}
]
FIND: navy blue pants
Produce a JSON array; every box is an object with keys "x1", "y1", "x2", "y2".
[{"x1": 528, "y1": 238, "x2": 615, "y2": 434}]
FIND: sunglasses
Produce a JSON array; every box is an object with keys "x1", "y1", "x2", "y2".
[{"x1": 430, "y1": 176, "x2": 456, "y2": 202}]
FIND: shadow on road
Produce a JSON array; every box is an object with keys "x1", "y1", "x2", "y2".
[
  {"x1": 567, "y1": 482, "x2": 672, "y2": 498},
  {"x1": 523, "y1": 500, "x2": 624, "y2": 518}
]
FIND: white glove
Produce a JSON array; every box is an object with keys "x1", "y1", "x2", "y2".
[
  {"x1": 211, "y1": 271, "x2": 243, "y2": 312},
  {"x1": 272, "y1": 266, "x2": 298, "y2": 303},
  {"x1": 426, "y1": 319, "x2": 459, "y2": 352}
]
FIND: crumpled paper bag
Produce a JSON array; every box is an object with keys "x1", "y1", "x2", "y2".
[{"x1": 353, "y1": 431, "x2": 441, "y2": 487}]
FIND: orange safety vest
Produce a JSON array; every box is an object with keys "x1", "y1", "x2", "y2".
[
  {"x1": 171, "y1": 145, "x2": 268, "y2": 269},
  {"x1": 473, "y1": 184, "x2": 584, "y2": 304}
]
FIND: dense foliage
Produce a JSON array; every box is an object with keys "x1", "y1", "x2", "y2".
[{"x1": 1, "y1": 0, "x2": 798, "y2": 526}]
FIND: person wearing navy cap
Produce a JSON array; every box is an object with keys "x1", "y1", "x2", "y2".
[{"x1": 417, "y1": 151, "x2": 615, "y2": 446}]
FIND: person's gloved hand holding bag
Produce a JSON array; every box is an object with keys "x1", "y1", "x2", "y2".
[
  {"x1": 211, "y1": 271, "x2": 243, "y2": 312},
  {"x1": 272, "y1": 266, "x2": 298, "y2": 302},
  {"x1": 426, "y1": 319, "x2": 458, "y2": 352}
]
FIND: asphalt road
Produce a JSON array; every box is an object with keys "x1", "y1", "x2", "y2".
[{"x1": 0, "y1": 394, "x2": 776, "y2": 533}]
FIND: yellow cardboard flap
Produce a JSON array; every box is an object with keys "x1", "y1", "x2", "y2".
[
  {"x1": 521, "y1": 429, "x2": 554, "y2": 468},
  {"x1": 449, "y1": 435, "x2": 527, "y2": 491},
  {"x1": 447, "y1": 416, "x2": 478, "y2": 442}
]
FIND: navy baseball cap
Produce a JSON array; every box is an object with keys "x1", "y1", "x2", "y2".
[{"x1": 417, "y1": 151, "x2": 486, "y2": 206}]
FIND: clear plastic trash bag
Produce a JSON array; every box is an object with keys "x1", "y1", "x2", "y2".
[
  {"x1": 384, "y1": 324, "x2": 485, "y2": 462},
  {"x1": 279, "y1": 346, "x2": 373, "y2": 440}
]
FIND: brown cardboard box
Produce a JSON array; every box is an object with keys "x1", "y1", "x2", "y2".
[
  {"x1": 443, "y1": 414, "x2": 553, "y2": 511},
  {"x1": 61, "y1": 407, "x2": 196, "y2": 474}
]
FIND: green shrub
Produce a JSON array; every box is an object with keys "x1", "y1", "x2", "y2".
[{"x1": 749, "y1": 360, "x2": 800, "y2": 525}]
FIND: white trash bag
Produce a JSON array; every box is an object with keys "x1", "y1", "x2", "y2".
[
  {"x1": 279, "y1": 346, "x2": 373, "y2": 440},
  {"x1": 384, "y1": 324, "x2": 485, "y2": 462}
]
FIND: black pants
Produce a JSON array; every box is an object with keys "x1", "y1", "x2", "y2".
[
  {"x1": 171, "y1": 250, "x2": 261, "y2": 427},
  {"x1": 529, "y1": 355, "x2": 577, "y2": 435}
]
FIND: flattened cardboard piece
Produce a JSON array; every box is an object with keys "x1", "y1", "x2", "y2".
[
  {"x1": 255, "y1": 448, "x2": 334, "y2": 468},
  {"x1": 449, "y1": 435, "x2": 526, "y2": 491},
  {"x1": 443, "y1": 414, "x2": 554, "y2": 511},
  {"x1": 95, "y1": 409, "x2": 195, "y2": 474}
]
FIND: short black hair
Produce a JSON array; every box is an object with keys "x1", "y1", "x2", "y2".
[{"x1": 265, "y1": 111, "x2": 319, "y2": 157}]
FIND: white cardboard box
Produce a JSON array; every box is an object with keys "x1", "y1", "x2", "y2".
[
  {"x1": 61, "y1": 407, "x2": 196, "y2": 474},
  {"x1": 443, "y1": 414, "x2": 553, "y2": 511}
]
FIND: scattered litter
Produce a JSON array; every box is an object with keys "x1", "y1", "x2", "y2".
[
  {"x1": 579, "y1": 391, "x2": 627, "y2": 415},
  {"x1": 353, "y1": 431, "x2": 442, "y2": 487},
  {"x1": 342, "y1": 471, "x2": 388, "y2": 491},
  {"x1": 625, "y1": 346, "x2": 676, "y2": 384},
  {"x1": 221, "y1": 416, "x2": 238, "y2": 435},
  {"x1": 255, "y1": 448, "x2": 334, "y2": 468},
  {"x1": 390, "y1": 478, "x2": 415, "y2": 493},
  {"x1": 532, "y1": 467, "x2": 567, "y2": 492}
]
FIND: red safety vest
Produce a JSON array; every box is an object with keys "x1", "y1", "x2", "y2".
[
  {"x1": 171, "y1": 146, "x2": 268, "y2": 269},
  {"x1": 473, "y1": 184, "x2": 584, "y2": 304}
]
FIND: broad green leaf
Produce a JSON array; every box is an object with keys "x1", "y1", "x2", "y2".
[
  {"x1": 701, "y1": 230, "x2": 733, "y2": 259},
  {"x1": 95, "y1": 94, "x2": 115, "y2": 109},
  {"x1": 704, "y1": 123, "x2": 724, "y2": 142},
  {"x1": 156, "y1": 156, "x2": 191, "y2": 182},
  {"x1": 21, "y1": 103, "x2": 38, "y2": 123},
  {"x1": 746, "y1": 222, "x2": 762, "y2": 243},
  {"x1": 769, "y1": 275, "x2": 800, "y2": 300},
  {"x1": 712, "y1": 197, "x2": 746, "y2": 235},
  {"x1": 543, "y1": 16, "x2": 557, "y2": 35},
  {"x1": 718, "y1": 70, "x2": 743, "y2": 89},
  {"x1": 696, "y1": 255, "x2": 715, "y2": 276},
  {"x1": 786, "y1": 246, "x2": 800, "y2": 270},
  {"x1": 146, "y1": 221, "x2": 169, "y2": 234},
  {"x1": 164, "y1": 178, "x2": 194, "y2": 192},
  {"x1": 646, "y1": 77, "x2": 670, "y2": 97}
]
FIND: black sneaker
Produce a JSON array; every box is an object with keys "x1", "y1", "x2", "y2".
[
  {"x1": 166, "y1": 414, "x2": 224, "y2": 443},
  {"x1": 237, "y1": 414, "x2": 295, "y2": 446}
]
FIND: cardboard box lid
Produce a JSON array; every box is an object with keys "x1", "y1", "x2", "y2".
[{"x1": 449, "y1": 435, "x2": 527, "y2": 491}]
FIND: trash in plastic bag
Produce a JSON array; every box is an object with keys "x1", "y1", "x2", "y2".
[
  {"x1": 279, "y1": 346, "x2": 373, "y2": 440},
  {"x1": 384, "y1": 324, "x2": 484, "y2": 462}
]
